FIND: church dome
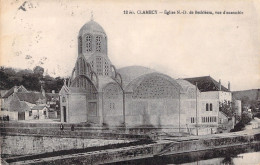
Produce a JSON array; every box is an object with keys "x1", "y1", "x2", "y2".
[
  {"x1": 78, "y1": 20, "x2": 106, "y2": 36},
  {"x1": 117, "y1": 66, "x2": 157, "y2": 88}
]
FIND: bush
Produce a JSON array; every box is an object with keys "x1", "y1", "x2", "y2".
[
  {"x1": 230, "y1": 112, "x2": 252, "y2": 132},
  {"x1": 254, "y1": 112, "x2": 260, "y2": 118},
  {"x1": 241, "y1": 112, "x2": 252, "y2": 125}
]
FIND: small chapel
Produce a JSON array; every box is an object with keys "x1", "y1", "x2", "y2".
[{"x1": 59, "y1": 17, "x2": 233, "y2": 134}]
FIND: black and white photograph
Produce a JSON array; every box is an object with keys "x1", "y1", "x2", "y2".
[{"x1": 0, "y1": 0, "x2": 260, "y2": 164}]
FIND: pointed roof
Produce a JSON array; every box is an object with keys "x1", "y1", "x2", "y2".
[
  {"x1": 16, "y1": 92, "x2": 45, "y2": 104},
  {"x1": 2, "y1": 85, "x2": 28, "y2": 98},
  {"x1": 184, "y1": 76, "x2": 229, "y2": 92}
]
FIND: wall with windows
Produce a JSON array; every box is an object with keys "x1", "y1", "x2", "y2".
[
  {"x1": 79, "y1": 33, "x2": 107, "y2": 57},
  {"x1": 199, "y1": 91, "x2": 221, "y2": 127}
]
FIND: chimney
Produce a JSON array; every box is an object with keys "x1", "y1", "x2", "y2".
[
  {"x1": 219, "y1": 79, "x2": 222, "y2": 91},
  {"x1": 14, "y1": 86, "x2": 18, "y2": 93},
  {"x1": 228, "y1": 81, "x2": 231, "y2": 91},
  {"x1": 52, "y1": 90, "x2": 55, "y2": 94}
]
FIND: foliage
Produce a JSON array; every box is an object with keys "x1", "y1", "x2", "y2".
[
  {"x1": 230, "y1": 111, "x2": 252, "y2": 132},
  {"x1": 254, "y1": 112, "x2": 260, "y2": 118},
  {"x1": 219, "y1": 100, "x2": 236, "y2": 118},
  {"x1": 0, "y1": 66, "x2": 64, "y2": 92},
  {"x1": 33, "y1": 66, "x2": 44, "y2": 78},
  {"x1": 240, "y1": 111, "x2": 252, "y2": 125}
]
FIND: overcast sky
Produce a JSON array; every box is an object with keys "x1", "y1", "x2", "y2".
[{"x1": 1, "y1": 0, "x2": 260, "y2": 91}]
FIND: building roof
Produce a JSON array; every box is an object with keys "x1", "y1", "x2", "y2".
[
  {"x1": 117, "y1": 66, "x2": 157, "y2": 88},
  {"x1": 2, "y1": 85, "x2": 28, "y2": 98},
  {"x1": 184, "y1": 76, "x2": 229, "y2": 92},
  {"x1": 78, "y1": 20, "x2": 106, "y2": 36},
  {"x1": 45, "y1": 93, "x2": 59, "y2": 101},
  {"x1": 176, "y1": 79, "x2": 197, "y2": 93},
  {"x1": 0, "y1": 90, "x2": 8, "y2": 98},
  {"x1": 32, "y1": 105, "x2": 47, "y2": 110},
  {"x1": 16, "y1": 92, "x2": 45, "y2": 104}
]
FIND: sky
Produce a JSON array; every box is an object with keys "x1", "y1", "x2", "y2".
[{"x1": 1, "y1": 0, "x2": 260, "y2": 91}]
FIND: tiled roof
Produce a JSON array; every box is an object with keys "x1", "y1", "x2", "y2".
[
  {"x1": 45, "y1": 93, "x2": 59, "y2": 101},
  {"x1": 2, "y1": 85, "x2": 28, "y2": 98},
  {"x1": 16, "y1": 92, "x2": 45, "y2": 104},
  {"x1": 184, "y1": 76, "x2": 229, "y2": 92},
  {"x1": 32, "y1": 105, "x2": 47, "y2": 110}
]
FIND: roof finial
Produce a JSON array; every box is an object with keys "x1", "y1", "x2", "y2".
[{"x1": 91, "y1": 11, "x2": 94, "y2": 21}]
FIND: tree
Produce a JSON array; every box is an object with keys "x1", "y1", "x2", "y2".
[
  {"x1": 219, "y1": 100, "x2": 235, "y2": 118},
  {"x1": 33, "y1": 66, "x2": 44, "y2": 78}
]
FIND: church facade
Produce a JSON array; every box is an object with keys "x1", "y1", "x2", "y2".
[{"x1": 59, "y1": 19, "x2": 233, "y2": 134}]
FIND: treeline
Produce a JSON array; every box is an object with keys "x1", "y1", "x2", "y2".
[{"x1": 0, "y1": 66, "x2": 65, "y2": 93}]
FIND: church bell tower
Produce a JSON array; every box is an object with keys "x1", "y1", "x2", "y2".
[{"x1": 76, "y1": 16, "x2": 111, "y2": 77}]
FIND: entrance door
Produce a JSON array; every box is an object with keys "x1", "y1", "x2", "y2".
[
  {"x1": 63, "y1": 106, "x2": 66, "y2": 122},
  {"x1": 18, "y1": 112, "x2": 25, "y2": 120}
]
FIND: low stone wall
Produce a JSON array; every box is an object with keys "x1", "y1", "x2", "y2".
[
  {"x1": 158, "y1": 135, "x2": 257, "y2": 156},
  {"x1": 1, "y1": 135, "x2": 132, "y2": 157},
  {"x1": 0, "y1": 127, "x2": 149, "y2": 140},
  {"x1": 5, "y1": 130, "x2": 260, "y2": 164}
]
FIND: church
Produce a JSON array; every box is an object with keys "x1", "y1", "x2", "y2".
[{"x1": 59, "y1": 18, "x2": 235, "y2": 134}]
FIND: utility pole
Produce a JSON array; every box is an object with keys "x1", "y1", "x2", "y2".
[
  {"x1": 196, "y1": 82, "x2": 198, "y2": 136},
  {"x1": 179, "y1": 89, "x2": 181, "y2": 133}
]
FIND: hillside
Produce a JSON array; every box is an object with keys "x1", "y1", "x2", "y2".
[{"x1": 232, "y1": 89, "x2": 260, "y2": 101}]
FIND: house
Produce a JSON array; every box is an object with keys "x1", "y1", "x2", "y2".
[
  {"x1": 45, "y1": 90, "x2": 60, "y2": 119},
  {"x1": 1, "y1": 86, "x2": 46, "y2": 120},
  {"x1": 31, "y1": 105, "x2": 49, "y2": 119},
  {"x1": 185, "y1": 76, "x2": 239, "y2": 133}
]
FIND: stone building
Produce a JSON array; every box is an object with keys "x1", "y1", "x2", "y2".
[
  {"x1": 185, "y1": 76, "x2": 236, "y2": 133},
  {"x1": 1, "y1": 85, "x2": 59, "y2": 121},
  {"x1": 59, "y1": 19, "x2": 234, "y2": 135}
]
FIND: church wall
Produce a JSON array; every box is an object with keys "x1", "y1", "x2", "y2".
[
  {"x1": 87, "y1": 96, "x2": 101, "y2": 124},
  {"x1": 87, "y1": 93, "x2": 101, "y2": 124},
  {"x1": 125, "y1": 98, "x2": 183, "y2": 127},
  {"x1": 102, "y1": 83, "x2": 124, "y2": 126},
  {"x1": 68, "y1": 94, "x2": 87, "y2": 123}
]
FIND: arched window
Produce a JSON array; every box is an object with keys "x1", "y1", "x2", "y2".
[
  {"x1": 86, "y1": 34, "x2": 92, "y2": 52},
  {"x1": 206, "y1": 103, "x2": 209, "y2": 111},
  {"x1": 78, "y1": 36, "x2": 82, "y2": 53},
  {"x1": 210, "y1": 103, "x2": 213, "y2": 111},
  {"x1": 96, "y1": 36, "x2": 102, "y2": 52}
]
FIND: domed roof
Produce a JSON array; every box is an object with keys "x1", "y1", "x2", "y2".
[
  {"x1": 176, "y1": 79, "x2": 197, "y2": 92},
  {"x1": 117, "y1": 66, "x2": 157, "y2": 88},
  {"x1": 78, "y1": 20, "x2": 106, "y2": 36}
]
